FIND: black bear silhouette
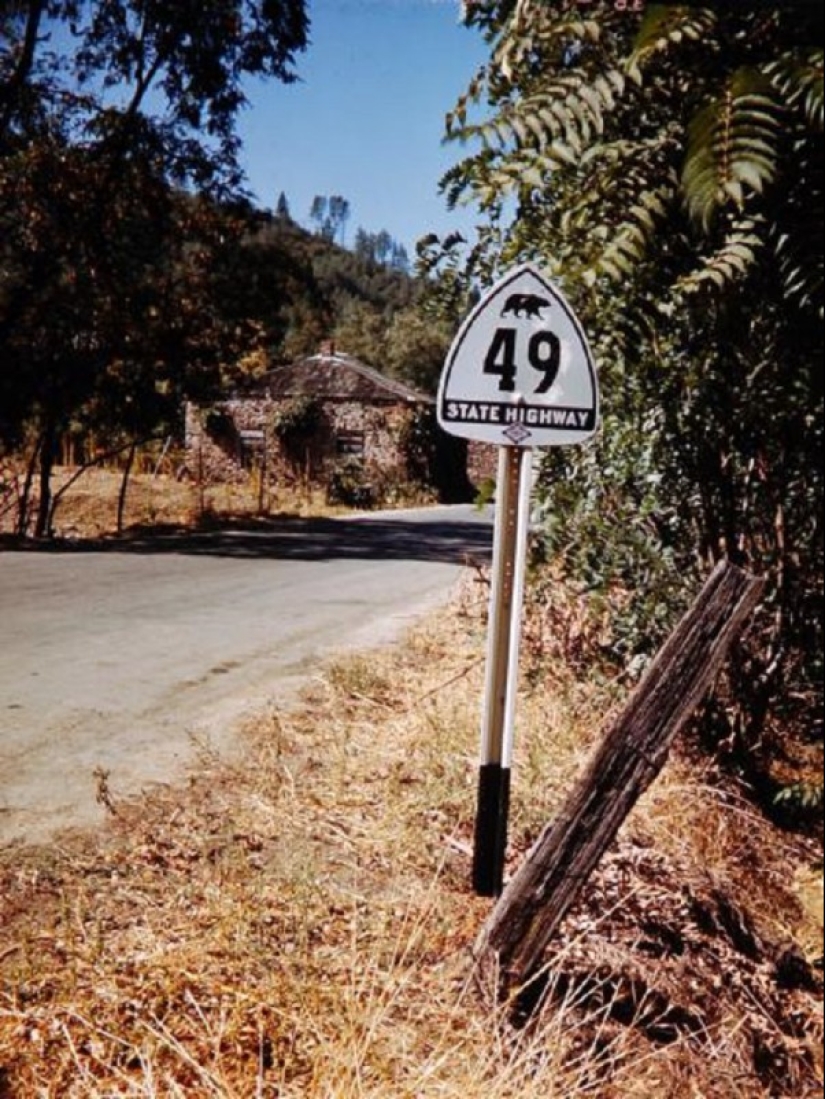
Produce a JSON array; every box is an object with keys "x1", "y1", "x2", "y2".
[{"x1": 501, "y1": 293, "x2": 552, "y2": 318}]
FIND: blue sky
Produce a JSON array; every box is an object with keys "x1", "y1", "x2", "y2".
[{"x1": 236, "y1": 0, "x2": 490, "y2": 255}]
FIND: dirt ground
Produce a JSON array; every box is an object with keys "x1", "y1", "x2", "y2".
[
  {"x1": 0, "y1": 574, "x2": 822, "y2": 1098},
  {"x1": 1, "y1": 463, "x2": 822, "y2": 1096}
]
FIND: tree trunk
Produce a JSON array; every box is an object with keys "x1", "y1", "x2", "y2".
[
  {"x1": 16, "y1": 439, "x2": 41, "y2": 537},
  {"x1": 34, "y1": 422, "x2": 56, "y2": 538},
  {"x1": 117, "y1": 441, "x2": 137, "y2": 534},
  {"x1": 475, "y1": 559, "x2": 766, "y2": 999}
]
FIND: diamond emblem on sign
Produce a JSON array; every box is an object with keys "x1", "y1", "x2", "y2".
[{"x1": 504, "y1": 423, "x2": 532, "y2": 444}]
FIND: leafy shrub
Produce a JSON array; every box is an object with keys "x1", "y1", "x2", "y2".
[
  {"x1": 398, "y1": 407, "x2": 438, "y2": 484},
  {"x1": 204, "y1": 407, "x2": 236, "y2": 444},
  {"x1": 326, "y1": 460, "x2": 376, "y2": 509},
  {"x1": 272, "y1": 397, "x2": 324, "y2": 443},
  {"x1": 775, "y1": 783, "x2": 824, "y2": 813}
]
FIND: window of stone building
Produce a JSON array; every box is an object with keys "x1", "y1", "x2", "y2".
[
  {"x1": 335, "y1": 431, "x2": 365, "y2": 458},
  {"x1": 238, "y1": 429, "x2": 266, "y2": 470}
]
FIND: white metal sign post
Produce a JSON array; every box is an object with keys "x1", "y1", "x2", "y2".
[{"x1": 437, "y1": 263, "x2": 599, "y2": 897}]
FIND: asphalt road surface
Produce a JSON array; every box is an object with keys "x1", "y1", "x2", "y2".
[{"x1": 0, "y1": 505, "x2": 492, "y2": 846}]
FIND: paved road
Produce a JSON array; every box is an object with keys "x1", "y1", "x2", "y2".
[{"x1": 0, "y1": 506, "x2": 492, "y2": 846}]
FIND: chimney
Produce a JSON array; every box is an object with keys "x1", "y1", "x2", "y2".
[{"x1": 319, "y1": 339, "x2": 336, "y2": 358}]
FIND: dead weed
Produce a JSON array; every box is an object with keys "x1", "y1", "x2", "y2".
[
  {"x1": 1, "y1": 465, "x2": 345, "y2": 541},
  {"x1": 0, "y1": 579, "x2": 821, "y2": 1097}
]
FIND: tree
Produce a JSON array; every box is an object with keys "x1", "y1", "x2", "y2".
[
  {"x1": 310, "y1": 195, "x2": 329, "y2": 236},
  {"x1": 331, "y1": 300, "x2": 387, "y2": 366},
  {"x1": 390, "y1": 242, "x2": 410, "y2": 273},
  {"x1": 1, "y1": 2, "x2": 308, "y2": 175},
  {"x1": 384, "y1": 306, "x2": 452, "y2": 394},
  {"x1": 0, "y1": 1, "x2": 309, "y2": 535},
  {"x1": 328, "y1": 194, "x2": 351, "y2": 245},
  {"x1": 309, "y1": 194, "x2": 351, "y2": 243},
  {"x1": 353, "y1": 227, "x2": 375, "y2": 267},
  {"x1": 445, "y1": 1, "x2": 823, "y2": 796},
  {"x1": 275, "y1": 191, "x2": 292, "y2": 221},
  {"x1": 415, "y1": 231, "x2": 477, "y2": 330},
  {"x1": 374, "y1": 230, "x2": 393, "y2": 267}
]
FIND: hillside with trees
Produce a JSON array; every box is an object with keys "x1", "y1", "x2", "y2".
[
  {"x1": 0, "y1": 0, "x2": 312, "y2": 535},
  {"x1": 0, "y1": 2, "x2": 462, "y2": 538},
  {"x1": 188, "y1": 195, "x2": 441, "y2": 377}
]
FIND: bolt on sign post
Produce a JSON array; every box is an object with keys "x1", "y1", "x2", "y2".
[{"x1": 436, "y1": 264, "x2": 599, "y2": 897}]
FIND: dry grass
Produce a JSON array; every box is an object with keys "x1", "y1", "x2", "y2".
[
  {"x1": 0, "y1": 576, "x2": 822, "y2": 1098},
  {"x1": 0, "y1": 465, "x2": 346, "y2": 540}
]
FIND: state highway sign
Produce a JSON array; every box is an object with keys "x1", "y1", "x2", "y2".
[{"x1": 437, "y1": 264, "x2": 599, "y2": 447}]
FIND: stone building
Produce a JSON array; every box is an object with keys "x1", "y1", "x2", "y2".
[{"x1": 184, "y1": 345, "x2": 473, "y2": 502}]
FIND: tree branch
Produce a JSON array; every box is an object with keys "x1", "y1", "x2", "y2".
[{"x1": 0, "y1": 0, "x2": 47, "y2": 139}]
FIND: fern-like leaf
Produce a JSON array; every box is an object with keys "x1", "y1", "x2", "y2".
[
  {"x1": 587, "y1": 183, "x2": 678, "y2": 285},
  {"x1": 495, "y1": 6, "x2": 601, "y2": 83},
  {"x1": 675, "y1": 217, "x2": 766, "y2": 297},
  {"x1": 450, "y1": 68, "x2": 627, "y2": 170},
  {"x1": 765, "y1": 49, "x2": 824, "y2": 132},
  {"x1": 628, "y1": 5, "x2": 718, "y2": 81},
  {"x1": 682, "y1": 68, "x2": 782, "y2": 232}
]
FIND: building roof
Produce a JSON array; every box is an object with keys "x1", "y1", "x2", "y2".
[{"x1": 252, "y1": 351, "x2": 432, "y2": 406}]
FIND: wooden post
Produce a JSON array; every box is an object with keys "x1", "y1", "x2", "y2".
[
  {"x1": 256, "y1": 445, "x2": 266, "y2": 515},
  {"x1": 473, "y1": 446, "x2": 519, "y2": 897},
  {"x1": 475, "y1": 559, "x2": 766, "y2": 997},
  {"x1": 473, "y1": 446, "x2": 532, "y2": 897},
  {"x1": 198, "y1": 440, "x2": 205, "y2": 519}
]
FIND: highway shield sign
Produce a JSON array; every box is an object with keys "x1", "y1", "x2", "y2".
[{"x1": 437, "y1": 264, "x2": 599, "y2": 447}]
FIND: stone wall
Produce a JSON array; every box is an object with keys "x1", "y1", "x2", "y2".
[
  {"x1": 467, "y1": 441, "x2": 498, "y2": 488},
  {"x1": 184, "y1": 397, "x2": 418, "y2": 489}
]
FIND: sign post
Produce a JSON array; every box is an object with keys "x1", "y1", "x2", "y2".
[
  {"x1": 437, "y1": 263, "x2": 599, "y2": 897},
  {"x1": 473, "y1": 444, "x2": 533, "y2": 895}
]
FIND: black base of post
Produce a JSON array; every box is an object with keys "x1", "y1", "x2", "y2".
[{"x1": 472, "y1": 763, "x2": 511, "y2": 897}]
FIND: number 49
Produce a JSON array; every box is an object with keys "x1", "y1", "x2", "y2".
[{"x1": 483, "y1": 327, "x2": 561, "y2": 394}]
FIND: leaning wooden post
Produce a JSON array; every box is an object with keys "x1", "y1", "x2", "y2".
[{"x1": 474, "y1": 559, "x2": 766, "y2": 999}]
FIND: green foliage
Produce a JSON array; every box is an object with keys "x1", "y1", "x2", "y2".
[
  {"x1": 254, "y1": 216, "x2": 419, "y2": 365},
  {"x1": 414, "y1": 232, "x2": 478, "y2": 330},
  {"x1": 682, "y1": 69, "x2": 783, "y2": 233},
  {"x1": 395, "y1": 407, "x2": 471, "y2": 505},
  {"x1": 205, "y1": 408, "x2": 237, "y2": 445},
  {"x1": 628, "y1": 4, "x2": 718, "y2": 71},
  {"x1": 271, "y1": 396, "x2": 324, "y2": 443},
  {"x1": 352, "y1": 227, "x2": 409, "y2": 274},
  {"x1": 397, "y1": 407, "x2": 441, "y2": 489},
  {"x1": 271, "y1": 395, "x2": 327, "y2": 470},
  {"x1": 0, "y1": 2, "x2": 309, "y2": 186},
  {"x1": 209, "y1": 208, "x2": 323, "y2": 365},
  {"x1": 383, "y1": 308, "x2": 453, "y2": 394},
  {"x1": 330, "y1": 300, "x2": 389, "y2": 367},
  {"x1": 775, "y1": 782, "x2": 824, "y2": 813},
  {"x1": 674, "y1": 216, "x2": 765, "y2": 296},
  {"x1": 446, "y1": 2, "x2": 823, "y2": 311},
  {"x1": 766, "y1": 47, "x2": 825, "y2": 130},
  {"x1": 473, "y1": 478, "x2": 496, "y2": 511},
  {"x1": 309, "y1": 194, "x2": 351, "y2": 244},
  {"x1": 443, "y1": 0, "x2": 824, "y2": 788},
  {"x1": 0, "y1": 1, "x2": 310, "y2": 535},
  {"x1": 326, "y1": 460, "x2": 376, "y2": 510},
  {"x1": 534, "y1": 391, "x2": 694, "y2": 673}
]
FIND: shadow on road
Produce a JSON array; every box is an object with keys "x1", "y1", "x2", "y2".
[{"x1": 0, "y1": 512, "x2": 494, "y2": 567}]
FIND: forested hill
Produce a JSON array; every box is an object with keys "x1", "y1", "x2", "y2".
[
  {"x1": 1, "y1": 2, "x2": 469, "y2": 540},
  {"x1": 216, "y1": 198, "x2": 456, "y2": 394}
]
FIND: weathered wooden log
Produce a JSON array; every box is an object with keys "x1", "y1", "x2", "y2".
[{"x1": 475, "y1": 559, "x2": 766, "y2": 998}]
